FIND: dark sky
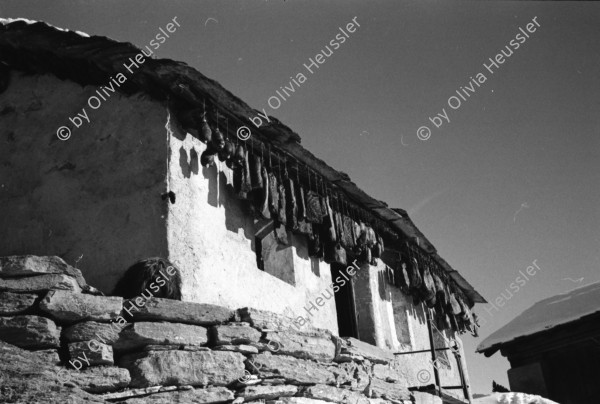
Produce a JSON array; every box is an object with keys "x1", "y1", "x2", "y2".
[{"x1": 2, "y1": 0, "x2": 599, "y2": 394}]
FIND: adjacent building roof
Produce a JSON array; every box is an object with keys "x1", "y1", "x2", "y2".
[
  {"x1": 477, "y1": 281, "x2": 600, "y2": 355},
  {"x1": 0, "y1": 18, "x2": 485, "y2": 304}
]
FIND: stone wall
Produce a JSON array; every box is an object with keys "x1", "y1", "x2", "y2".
[{"x1": 0, "y1": 255, "x2": 443, "y2": 404}]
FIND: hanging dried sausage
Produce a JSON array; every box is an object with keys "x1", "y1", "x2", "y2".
[
  {"x1": 200, "y1": 115, "x2": 212, "y2": 143},
  {"x1": 250, "y1": 154, "x2": 263, "y2": 189},
  {"x1": 305, "y1": 191, "x2": 325, "y2": 223},
  {"x1": 268, "y1": 172, "x2": 279, "y2": 219},
  {"x1": 259, "y1": 166, "x2": 271, "y2": 219},
  {"x1": 285, "y1": 177, "x2": 298, "y2": 231},
  {"x1": 277, "y1": 181, "x2": 287, "y2": 225}
]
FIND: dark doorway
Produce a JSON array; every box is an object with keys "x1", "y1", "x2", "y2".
[{"x1": 331, "y1": 263, "x2": 359, "y2": 338}]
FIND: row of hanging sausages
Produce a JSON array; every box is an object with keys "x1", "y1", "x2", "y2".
[
  {"x1": 193, "y1": 113, "x2": 386, "y2": 267},
  {"x1": 195, "y1": 115, "x2": 477, "y2": 336},
  {"x1": 393, "y1": 242, "x2": 478, "y2": 336},
  {"x1": 233, "y1": 146, "x2": 385, "y2": 268}
]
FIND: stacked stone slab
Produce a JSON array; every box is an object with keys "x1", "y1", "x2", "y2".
[
  {"x1": 1, "y1": 256, "x2": 443, "y2": 404},
  {"x1": 0, "y1": 255, "x2": 131, "y2": 396}
]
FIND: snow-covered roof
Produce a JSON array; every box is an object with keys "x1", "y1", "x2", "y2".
[
  {"x1": 473, "y1": 392, "x2": 559, "y2": 404},
  {"x1": 477, "y1": 281, "x2": 600, "y2": 354}
]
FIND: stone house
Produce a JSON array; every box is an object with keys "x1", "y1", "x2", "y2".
[{"x1": 0, "y1": 19, "x2": 485, "y2": 402}]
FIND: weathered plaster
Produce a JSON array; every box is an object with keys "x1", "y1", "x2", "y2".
[
  {"x1": 0, "y1": 73, "x2": 169, "y2": 293},
  {"x1": 359, "y1": 257, "x2": 468, "y2": 398},
  {"x1": 353, "y1": 262, "x2": 377, "y2": 344},
  {"x1": 165, "y1": 122, "x2": 338, "y2": 334}
]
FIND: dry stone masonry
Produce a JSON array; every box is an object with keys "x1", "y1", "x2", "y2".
[{"x1": 0, "y1": 255, "x2": 441, "y2": 404}]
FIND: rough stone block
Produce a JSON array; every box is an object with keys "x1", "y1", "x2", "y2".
[
  {"x1": 126, "y1": 297, "x2": 234, "y2": 326},
  {"x1": 0, "y1": 340, "x2": 105, "y2": 403},
  {"x1": 32, "y1": 349, "x2": 61, "y2": 365},
  {"x1": 63, "y1": 321, "x2": 123, "y2": 344},
  {"x1": 329, "y1": 361, "x2": 370, "y2": 392},
  {"x1": 68, "y1": 366, "x2": 131, "y2": 393},
  {"x1": 366, "y1": 399, "x2": 393, "y2": 404},
  {"x1": 210, "y1": 323, "x2": 262, "y2": 345},
  {"x1": 249, "y1": 352, "x2": 336, "y2": 385},
  {"x1": 214, "y1": 344, "x2": 259, "y2": 354},
  {"x1": 367, "y1": 378, "x2": 410, "y2": 401},
  {"x1": 372, "y1": 364, "x2": 404, "y2": 384},
  {"x1": 262, "y1": 329, "x2": 335, "y2": 361},
  {"x1": 412, "y1": 392, "x2": 442, "y2": 404},
  {"x1": 280, "y1": 398, "x2": 331, "y2": 404},
  {"x1": 100, "y1": 385, "x2": 179, "y2": 401},
  {"x1": 0, "y1": 255, "x2": 87, "y2": 287},
  {"x1": 262, "y1": 378, "x2": 286, "y2": 385},
  {"x1": 120, "y1": 350, "x2": 246, "y2": 388},
  {"x1": 333, "y1": 353, "x2": 364, "y2": 363},
  {"x1": 115, "y1": 321, "x2": 208, "y2": 351},
  {"x1": 239, "y1": 385, "x2": 298, "y2": 400},
  {"x1": 247, "y1": 341, "x2": 282, "y2": 352},
  {"x1": 301, "y1": 384, "x2": 370, "y2": 404},
  {"x1": 0, "y1": 315, "x2": 60, "y2": 348},
  {"x1": 335, "y1": 337, "x2": 394, "y2": 364},
  {"x1": 69, "y1": 341, "x2": 114, "y2": 366},
  {"x1": 40, "y1": 290, "x2": 122, "y2": 323},
  {"x1": 0, "y1": 274, "x2": 81, "y2": 293},
  {"x1": 122, "y1": 386, "x2": 235, "y2": 403},
  {"x1": 237, "y1": 307, "x2": 298, "y2": 331},
  {"x1": 143, "y1": 345, "x2": 211, "y2": 352},
  {"x1": 0, "y1": 291, "x2": 38, "y2": 315}
]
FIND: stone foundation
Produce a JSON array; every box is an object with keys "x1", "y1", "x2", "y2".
[{"x1": 0, "y1": 255, "x2": 442, "y2": 403}]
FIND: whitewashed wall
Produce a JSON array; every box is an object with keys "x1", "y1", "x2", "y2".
[{"x1": 166, "y1": 123, "x2": 339, "y2": 334}]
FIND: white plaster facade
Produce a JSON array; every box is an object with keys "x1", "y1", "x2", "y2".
[{"x1": 165, "y1": 126, "x2": 338, "y2": 333}]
